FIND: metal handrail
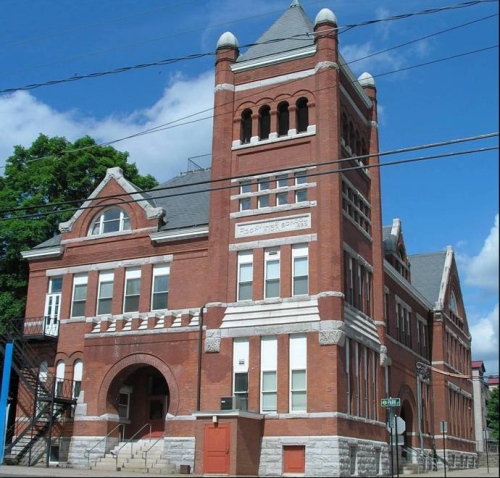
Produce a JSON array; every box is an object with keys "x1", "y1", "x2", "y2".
[
  {"x1": 85, "y1": 423, "x2": 123, "y2": 469},
  {"x1": 114, "y1": 423, "x2": 152, "y2": 469},
  {"x1": 142, "y1": 433, "x2": 165, "y2": 472}
]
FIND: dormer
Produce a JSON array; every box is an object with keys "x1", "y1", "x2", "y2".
[{"x1": 383, "y1": 218, "x2": 411, "y2": 281}]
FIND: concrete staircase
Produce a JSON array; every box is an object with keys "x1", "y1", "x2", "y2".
[{"x1": 90, "y1": 439, "x2": 178, "y2": 474}]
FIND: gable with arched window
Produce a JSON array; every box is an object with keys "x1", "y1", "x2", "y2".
[{"x1": 89, "y1": 207, "x2": 131, "y2": 236}]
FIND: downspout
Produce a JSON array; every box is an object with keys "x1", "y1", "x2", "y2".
[{"x1": 196, "y1": 305, "x2": 206, "y2": 412}]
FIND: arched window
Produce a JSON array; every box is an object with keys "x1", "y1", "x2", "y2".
[
  {"x1": 361, "y1": 138, "x2": 368, "y2": 166},
  {"x1": 349, "y1": 122, "x2": 355, "y2": 152},
  {"x1": 56, "y1": 360, "x2": 65, "y2": 396},
  {"x1": 342, "y1": 113, "x2": 348, "y2": 142},
  {"x1": 355, "y1": 131, "x2": 361, "y2": 156},
  {"x1": 277, "y1": 102, "x2": 289, "y2": 136},
  {"x1": 259, "y1": 105, "x2": 271, "y2": 140},
  {"x1": 296, "y1": 98, "x2": 309, "y2": 133},
  {"x1": 73, "y1": 359, "x2": 83, "y2": 399},
  {"x1": 90, "y1": 207, "x2": 130, "y2": 235},
  {"x1": 241, "y1": 109, "x2": 252, "y2": 144},
  {"x1": 450, "y1": 291, "x2": 459, "y2": 315}
]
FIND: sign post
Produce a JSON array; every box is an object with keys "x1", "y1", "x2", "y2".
[
  {"x1": 382, "y1": 397, "x2": 402, "y2": 478},
  {"x1": 441, "y1": 420, "x2": 448, "y2": 478}
]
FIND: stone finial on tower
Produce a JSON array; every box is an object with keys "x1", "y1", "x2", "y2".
[
  {"x1": 315, "y1": 8, "x2": 337, "y2": 27},
  {"x1": 358, "y1": 72, "x2": 376, "y2": 89},
  {"x1": 216, "y1": 31, "x2": 239, "y2": 52}
]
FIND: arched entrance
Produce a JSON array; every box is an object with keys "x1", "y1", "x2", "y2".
[
  {"x1": 107, "y1": 365, "x2": 170, "y2": 439},
  {"x1": 400, "y1": 401, "x2": 414, "y2": 463}
]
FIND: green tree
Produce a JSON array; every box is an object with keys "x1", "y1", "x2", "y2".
[
  {"x1": 0, "y1": 134, "x2": 158, "y2": 330},
  {"x1": 487, "y1": 386, "x2": 499, "y2": 441}
]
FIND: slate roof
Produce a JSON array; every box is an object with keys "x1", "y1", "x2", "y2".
[
  {"x1": 382, "y1": 225, "x2": 397, "y2": 255},
  {"x1": 408, "y1": 251, "x2": 447, "y2": 306},
  {"x1": 236, "y1": 1, "x2": 315, "y2": 63}
]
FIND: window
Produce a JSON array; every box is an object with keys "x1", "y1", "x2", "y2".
[
  {"x1": 239, "y1": 181, "x2": 252, "y2": 211},
  {"x1": 238, "y1": 251, "x2": 253, "y2": 301},
  {"x1": 118, "y1": 386, "x2": 132, "y2": 419},
  {"x1": 152, "y1": 265, "x2": 169, "y2": 310},
  {"x1": 265, "y1": 249, "x2": 280, "y2": 298},
  {"x1": 44, "y1": 277, "x2": 62, "y2": 335},
  {"x1": 344, "y1": 251, "x2": 372, "y2": 315},
  {"x1": 259, "y1": 105, "x2": 271, "y2": 140},
  {"x1": 97, "y1": 271, "x2": 114, "y2": 315},
  {"x1": 233, "y1": 338, "x2": 249, "y2": 411},
  {"x1": 73, "y1": 359, "x2": 83, "y2": 399},
  {"x1": 277, "y1": 175, "x2": 288, "y2": 188},
  {"x1": 296, "y1": 97, "x2": 309, "y2": 133},
  {"x1": 277, "y1": 102, "x2": 289, "y2": 136},
  {"x1": 292, "y1": 245, "x2": 308, "y2": 295},
  {"x1": 123, "y1": 268, "x2": 141, "y2": 313},
  {"x1": 294, "y1": 172, "x2": 308, "y2": 203},
  {"x1": 241, "y1": 109, "x2": 252, "y2": 144},
  {"x1": 90, "y1": 207, "x2": 130, "y2": 235},
  {"x1": 277, "y1": 192, "x2": 289, "y2": 205},
  {"x1": 258, "y1": 179, "x2": 270, "y2": 209},
  {"x1": 261, "y1": 336, "x2": 277, "y2": 412},
  {"x1": 290, "y1": 335, "x2": 307, "y2": 412},
  {"x1": 55, "y1": 361, "x2": 65, "y2": 397},
  {"x1": 71, "y1": 274, "x2": 88, "y2": 318}
]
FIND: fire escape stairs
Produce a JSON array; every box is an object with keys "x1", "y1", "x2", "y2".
[{"x1": 1, "y1": 325, "x2": 77, "y2": 466}]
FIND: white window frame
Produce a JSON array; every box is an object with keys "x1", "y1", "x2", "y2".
[
  {"x1": 237, "y1": 251, "x2": 253, "y2": 301},
  {"x1": 151, "y1": 265, "x2": 170, "y2": 311},
  {"x1": 233, "y1": 338, "x2": 249, "y2": 411},
  {"x1": 292, "y1": 244, "x2": 309, "y2": 296},
  {"x1": 97, "y1": 271, "x2": 114, "y2": 316},
  {"x1": 55, "y1": 360, "x2": 65, "y2": 397},
  {"x1": 71, "y1": 274, "x2": 88, "y2": 318},
  {"x1": 261, "y1": 336, "x2": 277, "y2": 413},
  {"x1": 264, "y1": 248, "x2": 280, "y2": 298},
  {"x1": 73, "y1": 359, "x2": 83, "y2": 399},
  {"x1": 258, "y1": 178, "x2": 270, "y2": 209},
  {"x1": 289, "y1": 335, "x2": 307, "y2": 412},
  {"x1": 123, "y1": 268, "x2": 141, "y2": 313},
  {"x1": 90, "y1": 207, "x2": 131, "y2": 236},
  {"x1": 294, "y1": 172, "x2": 308, "y2": 203}
]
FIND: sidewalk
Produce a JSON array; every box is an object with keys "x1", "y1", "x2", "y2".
[{"x1": 0, "y1": 464, "x2": 498, "y2": 477}]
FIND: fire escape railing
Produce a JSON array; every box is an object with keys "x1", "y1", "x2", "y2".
[{"x1": 1, "y1": 317, "x2": 76, "y2": 466}]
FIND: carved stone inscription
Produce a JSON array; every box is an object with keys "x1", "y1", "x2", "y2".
[{"x1": 235, "y1": 214, "x2": 311, "y2": 238}]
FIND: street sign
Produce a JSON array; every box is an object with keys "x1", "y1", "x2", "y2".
[
  {"x1": 387, "y1": 416, "x2": 406, "y2": 434},
  {"x1": 381, "y1": 397, "x2": 401, "y2": 407}
]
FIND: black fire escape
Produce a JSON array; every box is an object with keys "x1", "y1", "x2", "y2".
[{"x1": 0, "y1": 316, "x2": 77, "y2": 466}]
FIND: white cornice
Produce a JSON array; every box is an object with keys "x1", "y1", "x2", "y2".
[
  {"x1": 21, "y1": 246, "x2": 63, "y2": 260},
  {"x1": 150, "y1": 226, "x2": 208, "y2": 243}
]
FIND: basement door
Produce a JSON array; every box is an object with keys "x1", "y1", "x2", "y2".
[{"x1": 203, "y1": 423, "x2": 230, "y2": 474}]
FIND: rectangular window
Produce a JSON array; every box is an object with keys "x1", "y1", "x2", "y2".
[
  {"x1": 294, "y1": 172, "x2": 308, "y2": 203},
  {"x1": 233, "y1": 338, "x2": 249, "y2": 411},
  {"x1": 239, "y1": 181, "x2": 252, "y2": 211},
  {"x1": 265, "y1": 249, "x2": 280, "y2": 298},
  {"x1": 292, "y1": 245, "x2": 308, "y2": 295},
  {"x1": 45, "y1": 277, "x2": 62, "y2": 319},
  {"x1": 261, "y1": 336, "x2": 277, "y2": 413},
  {"x1": 124, "y1": 268, "x2": 141, "y2": 313},
  {"x1": 152, "y1": 265, "x2": 169, "y2": 310},
  {"x1": 71, "y1": 274, "x2": 88, "y2": 318},
  {"x1": 97, "y1": 271, "x2": 114, "y2": 315},
  {"x1": 238, "y1": 251, "x2": 253, "y2": 301},
  {"x1": 277, "y1": 192, "x2": 289, "y2": 205},
  {"x1": 276, "y1": 175, "x2": 288, "y2": 188},
  {"x1": 290, "y1": 335, "x2": 307, "y2": 412},
  {"x1": 258, "y1": 179, "x2": 270, "y2": 209}
]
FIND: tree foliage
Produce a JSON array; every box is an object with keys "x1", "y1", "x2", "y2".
[
  {"x1": 487, "y1": 386, "x2": 499, "y2": 441},
  {"x1": 0, "y1": 134, "x2": 158, "y2": 327}
]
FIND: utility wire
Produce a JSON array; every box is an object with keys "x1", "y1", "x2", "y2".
[
  {"x1": 0, "y1": 137, "x2": 497, "y2": 221},
  {"x1": 1, "y1": 28, "x2": 497, "y2": 173},
  {"x1": 1, "y1": 0, "x2": 497, "y2": 94}
]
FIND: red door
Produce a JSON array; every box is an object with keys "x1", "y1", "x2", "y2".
[
  {"x1": 203, "y1": 423, "x2": 230, "y2": 474},
  {"x1": 283, "y1": 445, "x2": 305, "y2": 474}
]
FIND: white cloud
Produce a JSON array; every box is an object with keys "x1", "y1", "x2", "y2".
[
  {"x1": 0, "y1": 71, "x2": 215, "y2": 181},
  {"x1": 470, "y1": 303, "x2": 499, "y2": 375},
  {"x1": 465, "y1": 214, "x2": 499, "y2": 293}
]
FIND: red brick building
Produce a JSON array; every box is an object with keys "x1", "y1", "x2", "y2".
[{"x1": 8, "y1": 1, "x2": 476, "y2": 475}]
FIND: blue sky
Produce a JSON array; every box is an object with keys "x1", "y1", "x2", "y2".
[{"x1": 0, "y1": 0, "x2": 498, "y2": 375}]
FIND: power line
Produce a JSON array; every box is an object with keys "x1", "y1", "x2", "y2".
[
  {"x1": 0, "y1": 134, "x2": 497, "y2": 221},
  {"x1": 1, "y1": 23, "x2": 497, "y2": 173},
  {"x1": 1, "y1": 0, "x2": 496, "y2": 95}
]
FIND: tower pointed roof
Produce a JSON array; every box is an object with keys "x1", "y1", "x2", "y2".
[{"x1": 236, "y1": 0, "x2": 314, "y2": 63}]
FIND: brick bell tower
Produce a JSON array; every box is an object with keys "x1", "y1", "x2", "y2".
[{"x1": 203, "y1": 0, "x2": 385, "y2": 446}]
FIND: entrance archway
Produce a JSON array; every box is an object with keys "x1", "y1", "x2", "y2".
[{"x1": 98, "y1": 356, "x2": 179, "y2": 439}]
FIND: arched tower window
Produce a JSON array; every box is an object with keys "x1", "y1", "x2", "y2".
[
  {"x1": 355, "y1": 131, "x2": 361, "y2": 156},
  {"x1": 296, "y1": 97, "x2": 309, "y2": 133},
  {"x1": 90, "y1": 207, "x2": 131, "y2": 235},
  {"x1": 349, "y1": 122, "x2": 355, "y2": 152},
  {"x1": 259, "y1": 105, "x2": 271, "y2": 140},
  {"x1": 241, "y1": 109, "x2": 252, "y2": 144},
  {"x1": 277, "y1": 102, "x2": 289, "y2": 136}
]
